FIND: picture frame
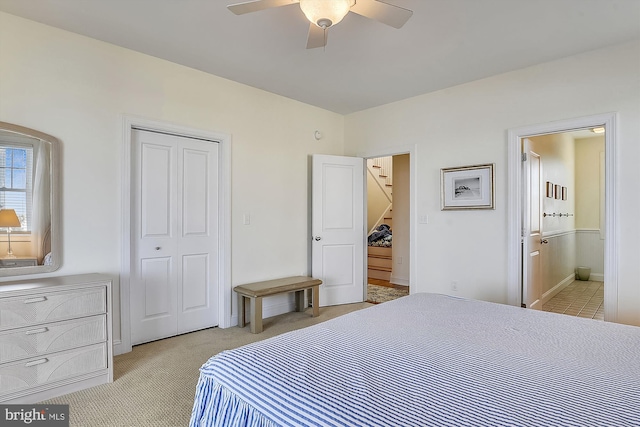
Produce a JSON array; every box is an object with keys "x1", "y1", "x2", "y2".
[
  {"x1": 441, "y1": 163, "x2": 495, "y2": 210},
  {"x1": 562, "y1": 186, "x2": 567, "y2": 201},
  {"x1": 546, "y1": 181, "x2": 554, "y2": 198},
  {"x1": 554, "y1": 184, "x2": 561, "y2": 200}
]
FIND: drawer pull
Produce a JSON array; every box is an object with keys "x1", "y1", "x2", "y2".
[
  {"x1": 23, "y1": 296, "x2": 47, "y2": 304},
  {"x1": 25, "y1": 327, "x2": 49, "y2": 335},
  {"x1": 25, "y1": 358, "x2": 49, "y2": 367}
]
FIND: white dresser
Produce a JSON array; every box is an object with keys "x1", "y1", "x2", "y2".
[{"x1": 0, "y1": 274, "x2": 113, "y2": 403}]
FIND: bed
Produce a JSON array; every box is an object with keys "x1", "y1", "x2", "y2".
[{"x1": 190, "y1": 293, "x2": 640, "y2": 427}]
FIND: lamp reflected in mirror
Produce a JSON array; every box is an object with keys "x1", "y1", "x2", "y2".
[{"x1": 0, "y1": 208, "x2": 21, "y2": 258}]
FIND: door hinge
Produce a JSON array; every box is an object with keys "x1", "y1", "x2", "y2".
[{"x1": 521, "y1": 152, "x2": 527, "y2": 161}]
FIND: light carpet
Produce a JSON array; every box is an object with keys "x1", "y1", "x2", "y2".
[
  {"x1": 42, "y1": 302, "x2": 371, "y2": 427},
  {"x1": 366, "y1": 283, "x2": 410, "y2": 304}
]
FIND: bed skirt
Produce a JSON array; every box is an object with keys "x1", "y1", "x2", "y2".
[{"x1": 191, "y1": 378, "x2": 278, "y2": 427}]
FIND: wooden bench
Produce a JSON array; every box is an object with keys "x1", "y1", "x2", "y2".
[{"x1": 235, "y1": 276, "x2": 322, "y2": 333}]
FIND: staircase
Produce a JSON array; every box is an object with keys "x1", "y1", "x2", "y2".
[
  {"x1": 368, "y1": 157, "x2": 393, "y2": 233},
  {"x1": 367, "y1": 156, "x2": 393, "y2": 281}
]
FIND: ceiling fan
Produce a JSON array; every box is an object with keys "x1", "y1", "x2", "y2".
[{"x1": 227, "y1": 0, "x2": 413, "y2": 49}]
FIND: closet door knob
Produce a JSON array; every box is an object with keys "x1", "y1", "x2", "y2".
[
  {"x1": 155, "y1": 247, "x2": 161, "y2": 250},
  {"x1": 540, "y1": 239, "x2": 549, "y2": 244},
  {"x1": 314, "y1": 236, "x2": 322, "y2": 241}
]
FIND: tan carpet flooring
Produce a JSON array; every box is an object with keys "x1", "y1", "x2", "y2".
[{"x1": 43, "y1": 302, "x2": 371, "y2": 426}]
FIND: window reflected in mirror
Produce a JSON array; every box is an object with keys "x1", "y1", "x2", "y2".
[{"x1": 0, "y1": 122, "x2": 58, "y2": 276}]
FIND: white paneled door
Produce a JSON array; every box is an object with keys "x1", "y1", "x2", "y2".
[
  {"x1": 131, "y1": 129, "x2": 219, "y2": 345},
  {"x1": 523, "y1": 139, "x2": 543, "y2": 310},
  {"x1": 312, "y1": 155, "x2": 365, "y2": 306}
]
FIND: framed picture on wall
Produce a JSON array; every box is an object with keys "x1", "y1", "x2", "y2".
[
  {"x1": 546, "y1": 181, "x2": 554, "y2": 198},
  {"x1": 441, "y1": 163, "x2": 495, "y2": 210},
  {"x1": 562, "y1": 187, "x2": 567, "y2": 200},
  {"x1": 554, "y1": 184, "x2": 561, "y2": 199}
]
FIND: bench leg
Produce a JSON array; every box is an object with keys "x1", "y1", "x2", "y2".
[
  {"x1": 295, "y1": 290, "x2": 305, "y2": 312},
  {"x1": 250, "y1": 296, "x2": 263, "y2": 334},
  {"x1": 238, "y1": 294, "x2": 246, "y2": 328},
  {"x1": 312, "y1": 285, "x2": 319, "y2": 317}
]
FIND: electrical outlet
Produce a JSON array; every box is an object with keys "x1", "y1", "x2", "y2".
[{"x1": 451, "y1": 281, "x2": 458, "y2": 292}]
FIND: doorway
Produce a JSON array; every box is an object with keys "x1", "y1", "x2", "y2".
[
  {"x1": 365, "y1": 154, "x2": 410, "y2": 303},
  {"x1": 311, "y1": 149, "x2": 415, "y2": 308},
  {"x1": 508, "y1": 113, "x2": 617, "y2": 322},
  {"x1": 522, "y1": 129, "x2": 605, "y2": 320},
  {"x1": 118, "y1": 116, "x2": 231, "y2": 355}
]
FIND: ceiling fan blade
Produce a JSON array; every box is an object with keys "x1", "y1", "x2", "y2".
[
  {"x1": 227, "y1": 0, "x2": 298, "y2": 15},
  {"x1": 306, "y1": 23, "x2": 327, "y2": 49},
  {"x1": 350, "y1": 0, "x2": 413, "y2": 29}
]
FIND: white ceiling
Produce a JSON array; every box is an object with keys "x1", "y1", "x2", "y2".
[{"x1": 1, "y1": 0, "x2": 639, "y2": 114}]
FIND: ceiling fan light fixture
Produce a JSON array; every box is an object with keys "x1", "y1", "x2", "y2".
[{"x1": 300, "y1": 0, "x2": 354, "y2": 28}]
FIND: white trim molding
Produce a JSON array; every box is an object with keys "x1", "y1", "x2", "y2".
[
  {"x1": 117, "y1": 115, "x2": 232, "y2": 355},
  {"x1": 507, "y1": 113, "x2": 618, "y2": 322}
]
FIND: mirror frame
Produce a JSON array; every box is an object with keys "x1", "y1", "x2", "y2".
[{"x1": 0, "y1": 121, "x2": 60, "y2": 277}]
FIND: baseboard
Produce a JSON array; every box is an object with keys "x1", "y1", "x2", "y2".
[
  {"x1": 232, "y1": 299, "x2": 297, "y2": 329},
  {"x1": 541, "y1": 273, "x2": 575, "y2": 306},
  {"x1": 113, "y1": 339, "x2": 131, "y2": 356},
  {"x1": 590, "y1": 273, "x2": 605, "y2": 282},
  {"x1": 226, "y1": 315, "x2": 238, "y2": 328},
  {"x1": 390, "y1": 276, "x2": 409, "y2": 286}
]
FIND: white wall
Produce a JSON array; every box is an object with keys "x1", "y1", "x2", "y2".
[
  {"x1": 0, "y1": 12, "x2": 345, "y2": 346},
  {"x1": 345, "y1": 40, "x2": 640, "y2": 326}
]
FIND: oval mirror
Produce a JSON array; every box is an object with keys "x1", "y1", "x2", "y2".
[{"x1": 0, "y1": 121, "x2": 60, "y2": 276}]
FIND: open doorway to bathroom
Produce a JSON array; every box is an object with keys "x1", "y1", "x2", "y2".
[
  {"x1": 365, "y1": 154, "x2": 410, "y2": 304},
  {"x1": 523, "y1": 128, "x2": 605, "y2": 320}
]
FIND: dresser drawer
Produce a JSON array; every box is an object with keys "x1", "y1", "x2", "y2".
[
  {"x1": 0, "y1": 315, "x2": 106, "y2": 364},
  {"x1": 0, "y1": 287, "x2": 106, "y2": 331},
  {"x1": 0, "y1": 343, "x2": 107, "y2": 397},
  {"x1": 368, "y1": 256, "x2": 392, "y2": 269}
]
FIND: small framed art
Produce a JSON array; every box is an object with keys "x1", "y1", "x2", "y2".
[
  {"x1": 441, "y1": 163, "x2": 495, "y2": 210},
  {"x1": 554, "y1": 184, "x2": 561, "y2": 199},
  {"x1": 546, "y1": 182, "x2": 554, "y2": 198},
  {"x1": 562, "y1": 186, "x2": 567, "y2": 200}
]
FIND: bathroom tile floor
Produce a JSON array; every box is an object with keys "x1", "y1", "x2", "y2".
[{"x1": 542, "y1": 280, "x2": 604, "y2": 320}]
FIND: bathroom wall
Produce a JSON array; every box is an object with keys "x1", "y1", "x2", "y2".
[
  {"x1": 528, "y1": 133, "x2": 577, "y2": 297},
  {"x1": 575, "y1": 136, "x2": 605, "y2": 281}
]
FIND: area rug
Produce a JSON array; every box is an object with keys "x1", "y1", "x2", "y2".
[{"x1": 367, "y1": 283, "x2": 409, "y2": 304}]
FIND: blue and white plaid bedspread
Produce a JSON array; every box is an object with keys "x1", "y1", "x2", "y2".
[{"x1": 190, "y1": 293, "x2": 640, "y2": 427}]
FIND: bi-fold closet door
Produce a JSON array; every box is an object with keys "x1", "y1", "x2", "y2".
[{"x1": 131, "y1": 129, "x2": 219, "y2": 345}]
